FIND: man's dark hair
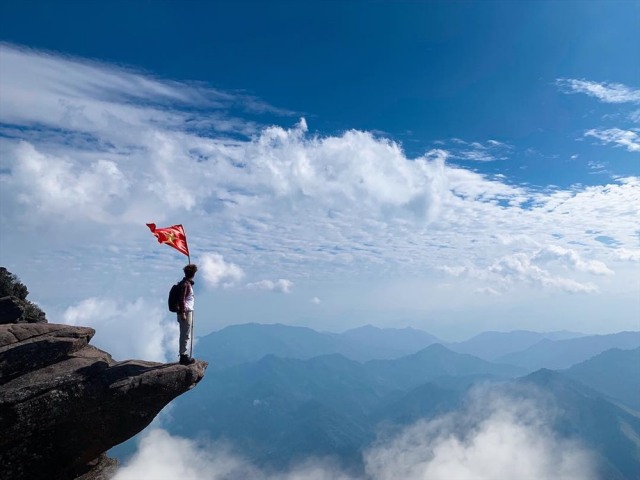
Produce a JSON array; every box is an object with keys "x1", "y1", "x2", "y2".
[{"x1": 183, "y1": 264, "x2": 198, "y2": 278}]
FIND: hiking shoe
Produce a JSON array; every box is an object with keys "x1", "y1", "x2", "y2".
[{"x1": 179, "y1": 355, "x2": 195, "y2": 365}]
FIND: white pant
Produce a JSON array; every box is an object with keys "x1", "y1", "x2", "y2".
[{"x1": 178, "y1": 310, "x2": 193, "y2": 356}]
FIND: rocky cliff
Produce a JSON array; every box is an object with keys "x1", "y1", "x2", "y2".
[{"x1": 0, "y1": 291, "x2": 207, "y2": 480}]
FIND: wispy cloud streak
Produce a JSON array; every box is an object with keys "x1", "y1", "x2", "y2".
[
  {"x1": 585, "y1": 128, "x2": 640, "y2": 153},
  {"x1": 557, "y1": 78, "x2": 640, "y2": 104}
]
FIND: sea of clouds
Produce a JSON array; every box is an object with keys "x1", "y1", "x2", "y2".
[{"x1": 113, "y1": 386, "x2": 597, "y2": 480}]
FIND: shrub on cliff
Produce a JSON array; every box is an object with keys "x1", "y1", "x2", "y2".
[{"x1": 0, "y1": 267, "x2": 46, "y2": 323}]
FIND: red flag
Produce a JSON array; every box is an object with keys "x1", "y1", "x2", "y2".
[{"x1": 146, "y1": 223, "x2": 190, "y2": 258}]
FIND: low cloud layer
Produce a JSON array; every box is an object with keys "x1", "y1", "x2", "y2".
[
  {"x1": 364, "y1": 388, "x2": 596, "y2": 480},
  {"x1": 114, "y1": 388, "x2": 596, "y2": 480}
]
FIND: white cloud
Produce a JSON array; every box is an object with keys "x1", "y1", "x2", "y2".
[
  {"x1": 557, "y1": 78, "x2": 640, "y2": 104},
  {"x1": 246, "y1": 279, "x2": 294, "y2": 293},
  {"x1": 311, "y1": 297, "x2": 321, "y2": 305},
  {"x1": 475, "y1": 287, "x2": 501, "y2": 296},
  {"x1": 112, "y1": 430, "x2": 260, "y2": 480},
  {"x1": 10, "y1": 141, "x2": 129, "y2": 222},
  {"x1": 2, "y1": 44, "x2": 640, "y2": 335},
  {"x1": 113, "y1": 388, "x2": 596, "y2": 480},
  {"x1": 113, "y1": 429, "x2": 352, "y2": 480},
  {"x1": 615, "y1": 248, "x2": 640, "y2": 261},
  {"x1": 62, "y1": 297, "x2": 177, "y2": 362},
  {"x1": 584, "y1": 128, "x2": 640, "y2": 152},
  {"x1": 534, "y1": 245, "x2": 614, "y2": 276},
  {"x1": 437, "y1": 138, "x2": 512, "y2": 162},
  {"x1": 438, "y1": 265, "x2": 468, "y2": 277},
  {"x1": 200, "y1": 253, "x2": 245, "y2": 288},
  {"x1": 364, "y1": 387, "x2": 597, "y2": 480},
  {"x1": 487, "y1": 253, "x2": 598, "y2": 294},
  {"x1": 440, "y1": 245, "x2": 611, "y2": 294}
]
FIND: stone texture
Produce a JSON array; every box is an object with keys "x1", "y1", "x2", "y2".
[{"x1": 0, "y1": 323, "x2": 207, "y2": 480}]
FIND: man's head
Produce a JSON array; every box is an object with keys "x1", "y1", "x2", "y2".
[{"x1": 183, "y1": 264, "x2": 198, "y2": 279}]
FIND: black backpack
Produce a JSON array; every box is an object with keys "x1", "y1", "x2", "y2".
[{"x1": 168, "y1": 280, "x2": 184, "y2": 313}]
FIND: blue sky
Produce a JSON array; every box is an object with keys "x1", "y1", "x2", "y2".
[{"x1": 0, "y1": 1, "x2": 638, "y2": 360}]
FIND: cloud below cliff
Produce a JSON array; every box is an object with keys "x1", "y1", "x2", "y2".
[{"x1": 113, "y1": 389, "x2": 596, "y2": 480}]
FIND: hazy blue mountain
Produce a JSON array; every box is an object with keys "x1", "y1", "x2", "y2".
[
  {"x1": 563, "y1": 347, "x2": 640, "y2": 410},
  {"x1": 520, "y1": 369, "x2": 640, "y2": 480},
  {"x1": 340, "y1": 324, "x2": 440, "y2": 359},
  {"x1": 371, "y1": 378, "x2": 477, "y2": 428},
  {"x1": 258, "y1": 401, "x2": 370, "y2": 472},
  {"x1": 167, "y1": 352, "x2": 393, "y2": 471},
  {"x1": 364, "y1": 343, "x2": 526, "y2": 390},
  {"x1": 138, "y1": 341, "x2": 640, "y2": 479},
  {"x1": 165, "y1": 350, "x2": 502, "y2": 470},
  {"x1": 498, "y1": 332, "x2": 640, "y2": 370},
  {"x1": 195, "y1": 323, "x2": 356, "y2": 367},
  {"x1": 196, "y1": 322, "x2": 442, "y2": 367},
  {"x1": 447, "y1": 330, "x2": 583, "y2": 361},
  {"x1": 111, "y1": 326, "x2": 639, "y2": 479}
]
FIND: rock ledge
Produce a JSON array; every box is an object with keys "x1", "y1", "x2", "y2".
[{"x1": 0, "y1": 322, "x2": 207, "y2": 480}]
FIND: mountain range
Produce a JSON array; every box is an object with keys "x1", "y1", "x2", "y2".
[
  {"x1": 497, "y1": 331, "x2": 640, "y2": 370},
  {"x1": 196, "y1": 322, "x2": 441, "y2": 367},
  {"x1": 197, "y1": 323, "x2": 638, "y2": 373},
  {"x1": 112, "y1": 323, "x2": 640, "y2": 479}
]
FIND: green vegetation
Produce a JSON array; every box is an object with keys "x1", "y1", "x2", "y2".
[{"x1": 0, "y1": 267, "x2": 46, "y2": 321}]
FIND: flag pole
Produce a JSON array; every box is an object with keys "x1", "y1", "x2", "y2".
[
  {"x1": 180, "y1": 224, "x2": 191, "y2": 265},
  {"x1": 182, "y1": 224, "x2": 192, "y2": 358},
  {"x1": 190, "y1": 310, "x2": 194, "y2": 359}
]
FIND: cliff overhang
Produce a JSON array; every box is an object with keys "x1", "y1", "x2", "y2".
[{"x1": 0, "y1": 304, "x2": 207, "y2": 479}]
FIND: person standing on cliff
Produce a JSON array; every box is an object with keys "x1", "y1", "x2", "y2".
[{"x1": 177, "y1": 264, "x2": 197, "y2": 365}]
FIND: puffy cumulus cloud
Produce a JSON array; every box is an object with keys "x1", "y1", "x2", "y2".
[
  {"x1": 114, "y1": 388, "x2": 596, "y2": 480},
  {"x1": 62, "y1": 297, "x2": 177, "y2": 362},
  {"x1": 556, "y1": 78, "x2": 640, "y2": 104},
  {"x1": 585, "y1": 128, "x2": 640, "y2": 153},
  {"x1": 200, "y1": 253, "x2": 245, "y2": 288},
  {"x1": 227, "y1": 121, "x2": 450, "y2": 221},
  {"x1": 0, "y1": 44, "x2": 453, "y2": 234},
  {"x1": 246, "y1": 278, "x2": 294, "y2": 293},
  {"x1": 8, "y1": 141, "x2": 129, "y2": 222},
  {"x1": 311, "y1": 296, "x2": 321, "y2": 305},
  {"x1": 364, "y1": 387, "x2": 597, "y2": 480}
]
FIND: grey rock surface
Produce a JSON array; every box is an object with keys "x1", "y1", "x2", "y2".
[{"x1": 0, "y1": 322, "x2": 207, "y2": 480}]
